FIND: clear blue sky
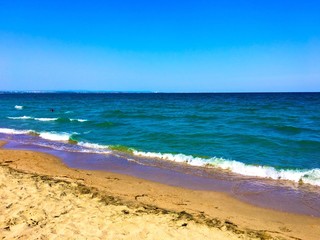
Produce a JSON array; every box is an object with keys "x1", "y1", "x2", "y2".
[{"x1": 0, "y1": 0, "x2": 319, "y2": 92}]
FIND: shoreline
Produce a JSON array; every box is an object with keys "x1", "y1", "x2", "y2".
[
  {"x1": 3, "y1": 136, "x2": 320, "y2": 218},
  {"x1": 1, "y1": 127, "x2": 319, "y2": 188},
  {"x1": 1, "y1": 140, "x2": 320, "y2": 239}
]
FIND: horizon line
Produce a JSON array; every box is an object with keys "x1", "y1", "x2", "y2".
[{"x1": 1, "y1": 90, "x2": 319, "y2": 94}]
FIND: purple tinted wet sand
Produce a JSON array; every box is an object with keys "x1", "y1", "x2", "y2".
[{"x1": 3, "y1": 139, "x2": 320, "y2": 217}]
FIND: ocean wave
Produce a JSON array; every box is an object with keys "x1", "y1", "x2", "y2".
[
  {"x1": 0, "y1": 127, "x2": 74, "y2": 143},
  {"x1": 55, "y1": 118, "x2": 88, "y2": 123},
  {"x1": 78, "y1": 142, "x2": 108, "y2": 149},
  {"x1": 38, "y1": 132, "x2": 72, "y2": 141},
  {"x1": 70, "y1": 118, "x2": 88, "y2": 122},
  {"x1": 7, "y1": 116, "x2": 57, "y2": 121},
  {"x1": 8, "y1": 116, "x2": 33, "y2": 120},
  {"x1": 34, "y1": 117, "x2": 58, "y2": 121},
  {"x1": 4, "y1": 131, "x2": 109, "y2": 153},
  {"x1": 27, "y1": 141, "x2": 110, "y2": 154},
  {"x1": 132, "y1": 150, "x2": 320, "y2": 186},
  {"x1": 0, "y1": 128, "x2": 32, "y2": 135},
  {"x1": 7, "y1": 116, "x2": 87, "y2": 123},
  {"x1": 14, "y1": 105, "x2": 23, "y2": 110},
  {"x1": 78, "y1": 142, "x2": 110, "y2": 153}
]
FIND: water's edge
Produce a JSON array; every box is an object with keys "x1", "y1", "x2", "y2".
[
  {"x1": 2, "y1": 136, "x2": 320, "y2": 218},
  {"x1": 1, "y1": 127, "x2": 319, "y2": 187}
]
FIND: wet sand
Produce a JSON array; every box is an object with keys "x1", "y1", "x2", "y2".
[{"x1": 0, "y1": 141, "x2": 320, "y2": 239}]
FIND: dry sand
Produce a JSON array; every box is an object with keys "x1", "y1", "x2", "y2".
[{"x1": 0, "y1": 141, "x2": 319, "y2": 239}]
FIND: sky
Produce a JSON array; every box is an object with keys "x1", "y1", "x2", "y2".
[{"x1": 0, "y1": 0, "x2": 319, "y2": 92}]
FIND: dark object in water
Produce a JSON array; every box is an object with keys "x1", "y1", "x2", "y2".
[{"x1": 50, "y1": 108, "x2": 54, "y2": 112}]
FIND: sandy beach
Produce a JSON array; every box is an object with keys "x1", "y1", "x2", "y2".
[
  {"x1": 2, "y1": 0, "x2": 320, "y2": 238},
  {"x1": 0, "y1": 141, "x2": 319, "y2": 239}
]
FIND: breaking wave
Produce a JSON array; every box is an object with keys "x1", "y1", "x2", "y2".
[
  {"x1": 131, "y1": 151, "x2": 320, "y2": 186},
  {"x1": 38, "y1": 132, "x2": 72, "y2": 141},
  {"x1": 0, "y1": 128, "x2": 75, "y2": 142},
  {"x1": 34, "y1": 117, "x2": 58, "y2": 121},
  {"x1": 7, "y1": 116, "x2": 87, "y2": 123},
  {"x1": 0, "y1": 128, "x2": 32, "y2": 135},
  {"x1": 14, "y1": 105, "x2": 23, "y2": 110},
  {"x1": 8, "y1": 116, "x2": 33, "y2": 120}
]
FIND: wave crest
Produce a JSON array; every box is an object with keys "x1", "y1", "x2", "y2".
[
  {"x1": 77, "y1": 142, "x2": 111, "y2": 154},
  {"x1": 70, "y1": 118, "x2": 88, "y2": 122},
  {"x1": 14, "y1": 105, "x2": 23, "y2": 110},
  {"x1": 8, "y1": 116, "x2": 32, "y2": 120},
  {"x1": 7, "y1": 116, "x2": 87, "y2": 123},
  {"x1": 132, "y1": 150, "x2": 320, "y2": 186},
  {"x1": 38, "y1": 132, "x2": 77, "y2": 142},
  {"x1": 34, "y1": 117, "x2": 58, "y2": 121},
  {"x1": 0, "y1": 128, "x2": 32, "y2": 135},
  {"x1": 0, "y1": 127, "x2": 74, "y2": 142}
]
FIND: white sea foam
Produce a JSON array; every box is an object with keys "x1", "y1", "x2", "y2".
[
  {"x1": 14, "y1": 105, "x2": 23, "y2": 110},
  {"x1": 8, "y1": 116, "x2": 86, "y2": 122},
  {"x1": 132, "y1": 150, "x2": 205, "y2": 166},
  {"x1": 39, "y1": 132, "x2": 71, "y2": 141},
  {"x1": 133, "y1": 150, "x2": 320, "y2": 186},
  {"x1": 78, "y1": 142, "x2": 108, "y2": 149},
  {"x1": 77, "y1": 142, "x2": 111, "y2": 154},
  {"x1": 207, "y1": 159, "x2": 320, "y2": 186},
  {"x1": 8, "y1": 116, "x2": 33, "y2": 120},
  {"x1": 8, "y1": 116, "x2": 57, "y2": 121},
  {"x1": 34, "y1": 117, "x2": 58, "y2": 121},
  {"x1": 0, "y1": 128, "x2": 31, "y2": 135},
  {"x1": 70, "y1": 118, "x2": 88, "y2": 122}
]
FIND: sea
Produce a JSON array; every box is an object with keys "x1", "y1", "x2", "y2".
[{"x1": 1, "y1": 92, "x2": 320, "y2": 188}]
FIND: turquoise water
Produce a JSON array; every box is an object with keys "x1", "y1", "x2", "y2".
[{"x1": 1, "y1": 92, "x2": 320, "y2": 185}]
